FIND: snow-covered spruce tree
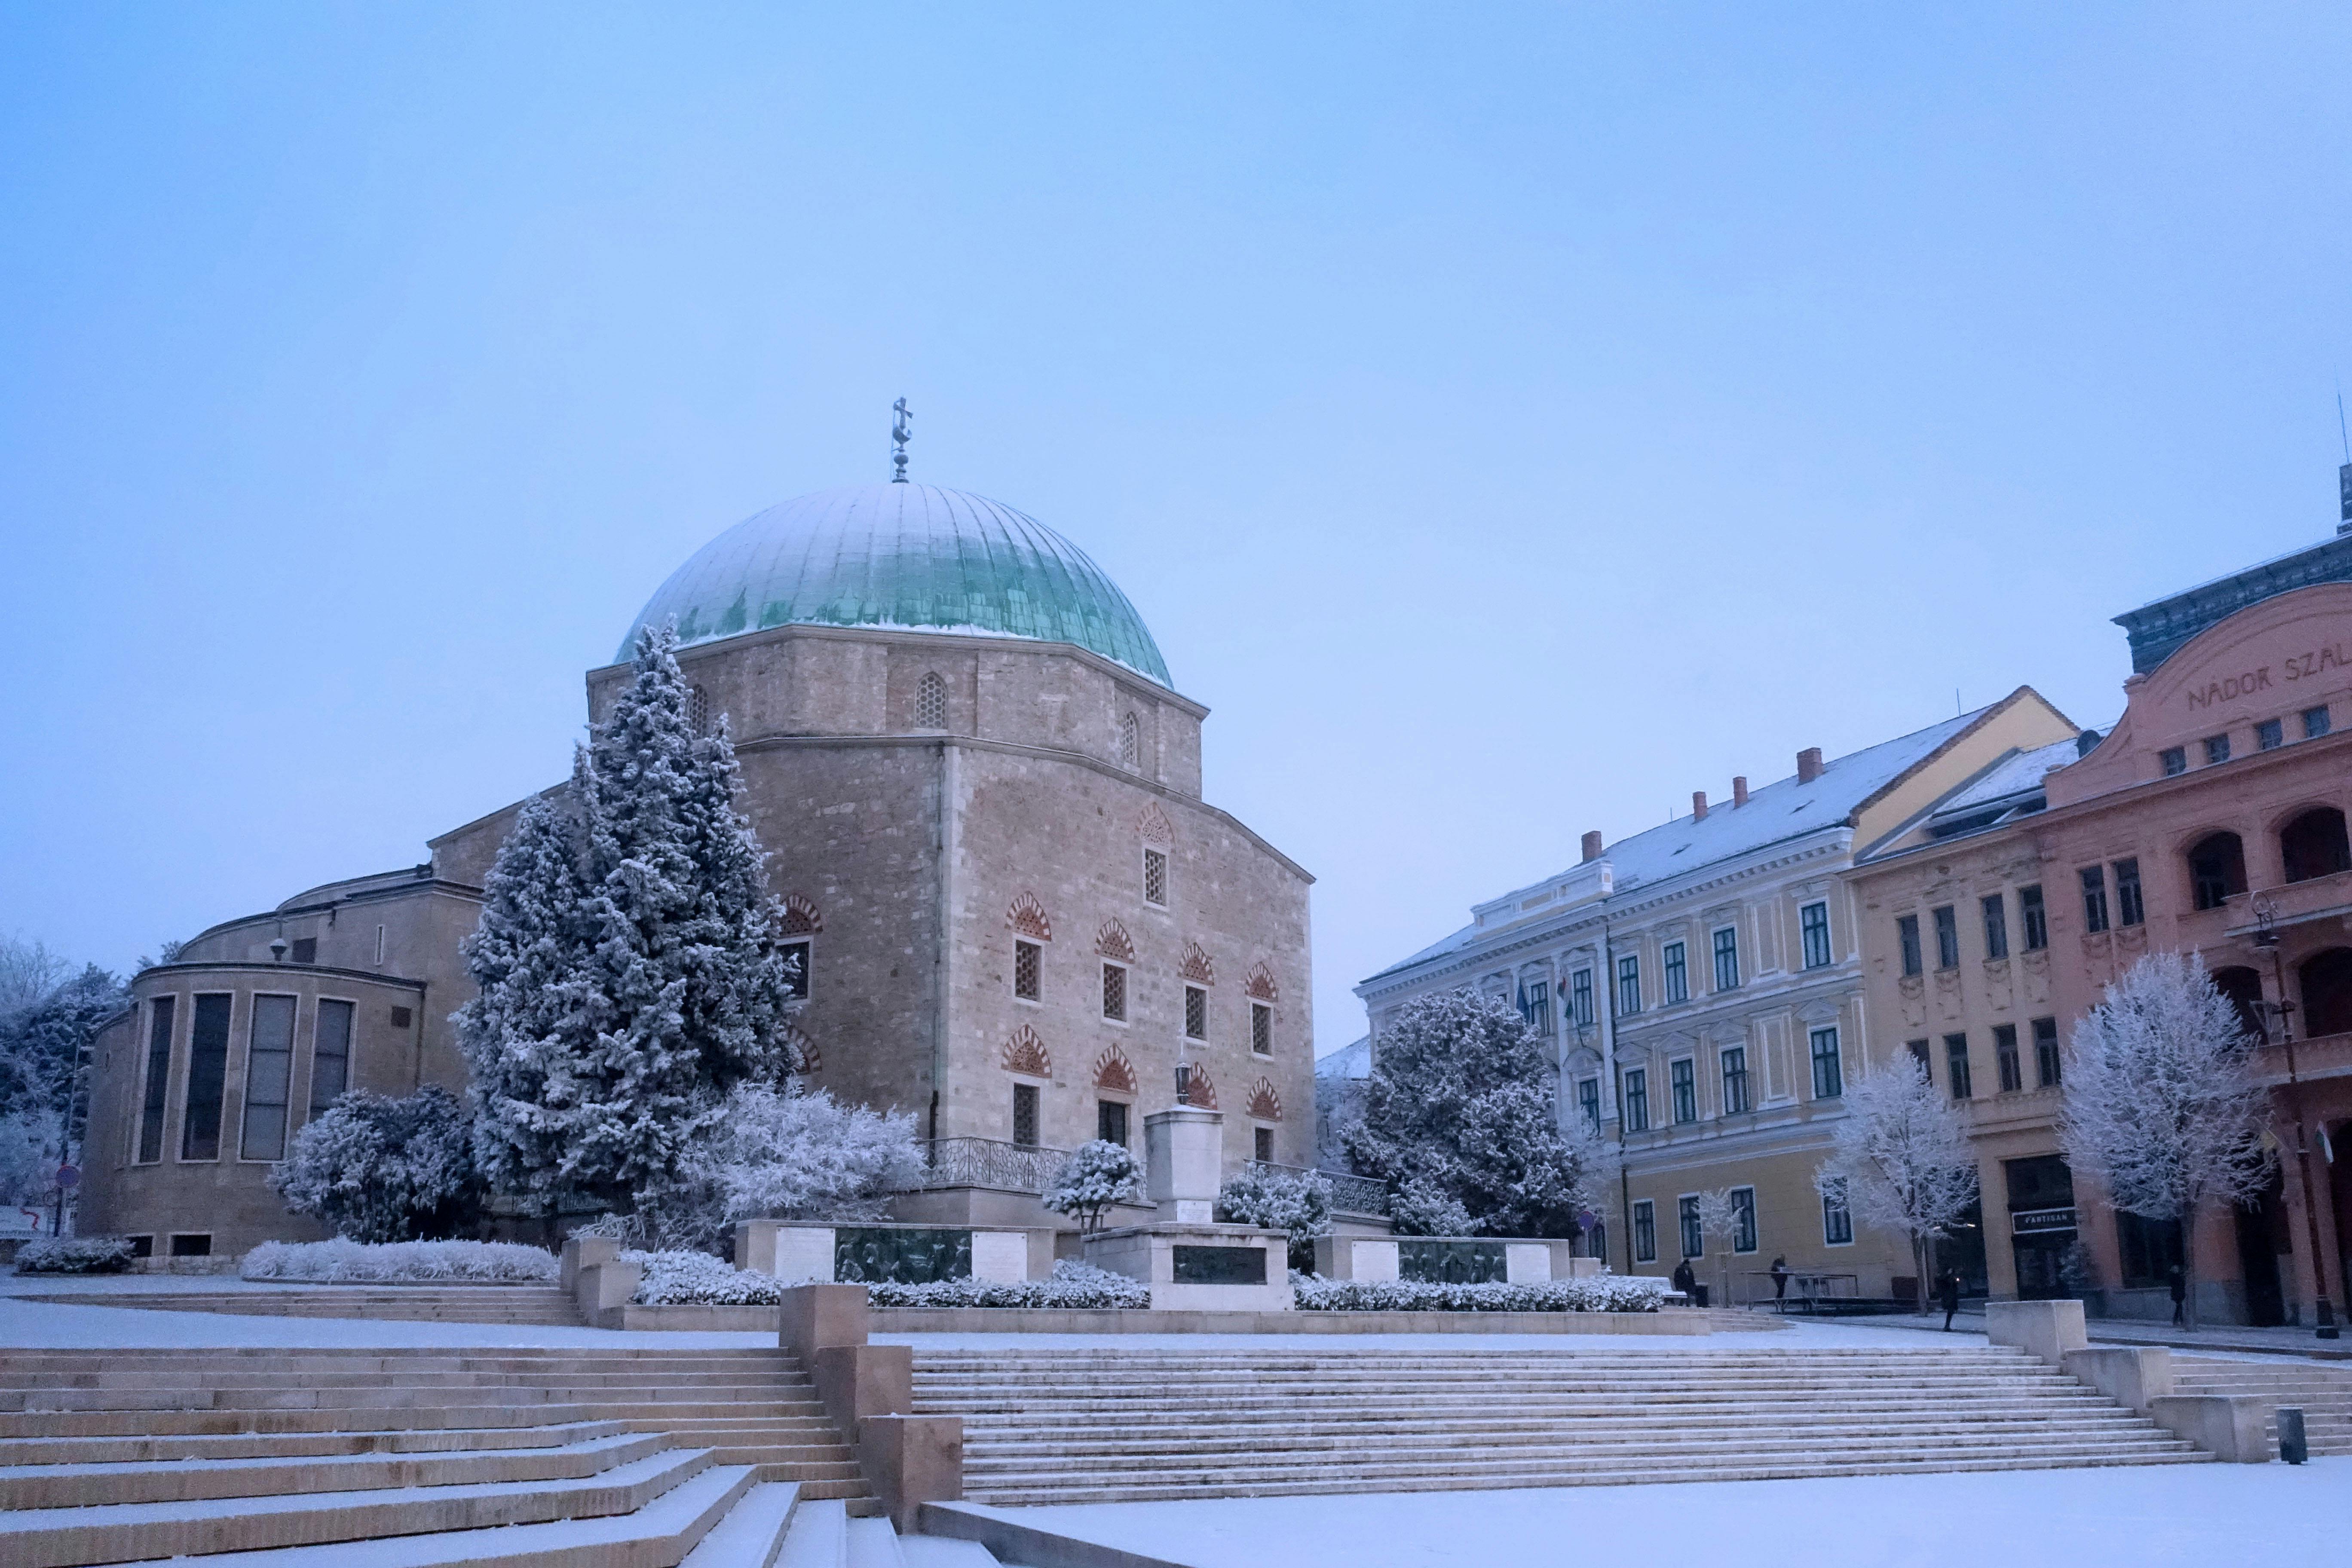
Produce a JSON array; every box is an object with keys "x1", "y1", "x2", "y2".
[
  {"x1": 1044, "y1": 1141, "x2": 1143, "y2": 1234},
  {"x1": 658, "y1": 1084, "x2": 925, "y2": 1251},
  {"x1": 269, "y1": 1087, "x2": 486, "y2": 1243},
  {"x1": 1342, "y1": 989, "x2": 1596, "y2": 1239},
  {"x1": 0, "y1": 963, "x2": 127, "y2": 1153},
  {"x1": 1216, "y1": 1164, "x2": 1332, "y2": 1271},
  {"x1": 2059, "y1": 951, "x2": 2272, "y2": 1329},
  {"x1": 1813, "y1": 1055, "x2": 1979, "y2": 1311},
  {"x1": 456, "y1": 625, "x2": 799, "y2": 1227}
]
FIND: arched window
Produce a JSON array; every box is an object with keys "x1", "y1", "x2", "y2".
[
  {"x1": 2186, "y1": 832, "x2": 2247, "y2": 911},
  {"x1": 2298, "y1": 949, "x2": 2352, "y2": 1038},
  {"x1": 2279, "y1": 807, "x2": 2352, "y2": 885},
  {"x1": 1118, "y1": 712, "x2": 1140, "y2": 771},
  {"x1": 2210, "y1": 965, "x2": 2267, "y2": 1045},
  {"x1": 914, "y1": 672, "x2": 947, "y2": 730}
]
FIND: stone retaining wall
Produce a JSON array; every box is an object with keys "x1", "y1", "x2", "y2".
[{"x1": 609, "y1": 1303, "x2": 1731, "y2": 1333}]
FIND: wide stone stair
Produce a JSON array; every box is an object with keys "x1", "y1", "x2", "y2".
[
  {"x1": 0, "y1": 1345, "x2": 1003, "y2": 1567},
  {"x1": 914, "y1": 1344, "x2": 2212, "y2": 1504},
  {"x1": 2172, "y1": 1355, "x2": 2352, "y2": 1455},
  {"x1": 30, "y1": 1286, "x2": 585, "y2": 1327}
]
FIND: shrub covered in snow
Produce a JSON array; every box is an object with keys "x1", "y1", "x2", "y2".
[
  {"x1": 1215, "y1": 1164, "x2": 1331, "y2": 1271},
  {"x1": 627, "y1": 1248, "x2": 788, "y2": 1305},
  {"x1": 268, "y1": 1086, "x2": 485, "y2": 1243},
  {"x1": 1289, "y1": 1272, "x2": 1669, "y2": 1313},
  {"x1": 13, "y1": 1234, "x2": 138, "y2": 1274},
  {"x1": 1043, "y1": 1141, "x2": 1142, "y2": 1234},
  {"x1": 241, "y1": 1238, "x2": 557, "y2": 1283},
  {"x1": 866, "y1": 1261, "x2": 1148, "y2": 1309}
]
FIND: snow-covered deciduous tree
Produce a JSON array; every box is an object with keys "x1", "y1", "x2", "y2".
[
  {"x1": 455, "y1": 625, "x2": 802, "y2": 1226},
  {"x1": 0, "y1": 963, "x2": 126, "y2": 1150},
  {"x1": 1343, "y1": 989, "x2": 1602, "y2": 1239},
  {"x1": 2059, "y1": 951, "x2": 2272, "y2": 1329},
  {"x1": 269, "y1": 1087, "x2": 487, "y2": 1243},
  {"x1": 1813, "y1": 1055, "x2": 1979, "y2": 1310},
  {"x1": 1044, "y1": 1141, "x2": 1143, "y2": 1234},
  {"x1": 1692, "y1": 1187, "x2": 1750, "y2": 1306},
  {"x1": 660, "y1": 1084, "x2": 923, "y2": 1251},
  {"x1": 1216, "y1": 1164, "x2": 1333, "y2": 1270},
  {"x1": 0, "y1": 936, "x2": 70, "y2": 1017},
  {"x1": 0, "y1": 1110, "x2": 61, "y2": 1210}
]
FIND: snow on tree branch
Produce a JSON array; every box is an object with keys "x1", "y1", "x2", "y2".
[{"x1": 1813, "y1": 1053, "x2": 1978, "y2": 1304}]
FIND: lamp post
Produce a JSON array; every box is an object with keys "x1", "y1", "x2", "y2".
[{"x1": 2252, "y1": 897, "x2": 2340, "y2": 1339}]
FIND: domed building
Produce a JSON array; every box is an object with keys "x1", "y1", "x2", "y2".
[{"x1": 81, "y1": 480, "x2": 1314, "y2": 1262}]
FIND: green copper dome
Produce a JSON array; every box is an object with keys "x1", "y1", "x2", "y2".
[{"x1": 619, "y1": 484, "x2": 1172, "y2": 686}]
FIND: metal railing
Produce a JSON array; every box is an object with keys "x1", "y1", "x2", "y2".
[
  {"x1": 905, "y1": 1137, "x2": 1072, "y2": 1195},
  {"x1": 1247, "y1": 1159, "x2": 1391, "y2": 1218}
]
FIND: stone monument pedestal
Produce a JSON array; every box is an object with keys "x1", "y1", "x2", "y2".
[{"x1": 1083, "y1": 1222, "x2": 1293, "y2": 1312}]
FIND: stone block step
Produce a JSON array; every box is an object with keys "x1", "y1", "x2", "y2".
[
  {"x1": 0, "y1": 1420, "x2": 635, "y2": 1468},
  {"x1": 677, "y1": 1480, "x2": 800, "y2": 1568},
  {"x1": 0, "y1": 1446, "x2": 714, "y2": 1568},
  {"x1": 775, "y1": 1498, "x2": 847, "y2": 1568},
  {"x1": 845, "y1": 1516, "x2": 906, "y2": 1568}
]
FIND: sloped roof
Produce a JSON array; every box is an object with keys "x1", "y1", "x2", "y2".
[{"x1": 1314, "y1": 1036, "x2": 1372, "y2": 1080}]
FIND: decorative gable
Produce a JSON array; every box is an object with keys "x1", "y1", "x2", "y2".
[
  {"x1": 1092, "y1": 1044, "x2": 1137, "y2": 1096},
  {"x1": 1007, "y1": 891, "x2": 1053, "y2": 941},
  {"x1": 1095, "y1": 919, "x2": 1135, "y2": 962},
  {"x1": 780, "y1": 894, "x2": 822, "y2": 936},
  {"x1": 1245, "y1": 1077, "x2": 1283, "y2": 1122},
  {"x1": 1178, "y1": 942, "x2": 1216, "y2": 986},
  {"x1": 1137, "y1": 802, "x2": 1174, "y2": 845},
  {"x1": 1179, "y1": 1062, "x2": 1218, "y2": 1110},
  {"x1": 1001, "y1": 1024, "x2": 1052, "y2": 1079},
  {"x1": 781, "y1": 1023, "x2": 818, "y2": 1075},
  {"x1": 1244, "y1": 961, "x2": 1278, "y2": 1001}
]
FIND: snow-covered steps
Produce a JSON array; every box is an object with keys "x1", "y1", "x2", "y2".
[
  {"x1": 913, "y1": 1345, "x2": 2210, "y2": 1504},
  {"x1": 2172, "y1": 1356, "x2": 2352, "y2": 1455},
  {"x1": 28, "y1": 1286, "x2": 585, "y2": 1326}
]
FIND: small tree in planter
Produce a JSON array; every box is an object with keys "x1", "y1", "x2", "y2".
[
  {"x1": 1692, "y1": 1187, "x2": 1749, "y2": 1307},
  {"x1": 1216, "y1": 1164, "x2": 1332, "y2": 1271},
  {"x1": 1045, "y1": 1140, "x2": 1143, "y2": 1235}
]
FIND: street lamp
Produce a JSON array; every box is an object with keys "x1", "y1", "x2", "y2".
[{"x1": 2252, "y1": 896, "x2": 2340, "y2": 1340}]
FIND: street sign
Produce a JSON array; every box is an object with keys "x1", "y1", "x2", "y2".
[{"x1": 54, "y1": 1166, "x2": 79, "y2": 1190}]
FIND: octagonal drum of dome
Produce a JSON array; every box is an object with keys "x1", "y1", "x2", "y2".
[{"x1": 618, "y1": 483, "x2": 1172, "y2": 686}]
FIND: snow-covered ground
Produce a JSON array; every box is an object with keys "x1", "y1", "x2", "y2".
[{"x1": 959, "y1": 1462, "x2": 2343, "y2": 1568}]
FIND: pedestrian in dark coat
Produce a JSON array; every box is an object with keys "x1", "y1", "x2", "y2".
[
  {"x1": 2168, "y1": 1264, "x2": 2186, "y2": 1327},
  {"x1": 1671, "y1": 1259, "x2": 1696, "y2": 1298},
  {"x1": 1769, "y1": 1256, "x2": 1790, "y2": 1301},
  {"x1": 1939, "y1": 1269, "x2": 1962, "y2": 1331}
]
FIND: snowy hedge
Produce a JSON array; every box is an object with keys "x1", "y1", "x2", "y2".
[
  {"x1": 241, "y1": 1238, "x2": 558, "y2": 1283},
  {"x1": 13, "y1": 1234, "x2": 140, "y2": 1274},
  {"x1": 1289, "y1": 1273, "x2": 1670, "y2": 1313},
  {"x1": 624, "y1": 1253, "x2": 1151, "y2": 1309},
  {"x1": 628, "y1": 1249, "x2": 789, "y2": 1305}
]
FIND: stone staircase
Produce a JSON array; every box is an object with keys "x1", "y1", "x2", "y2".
[
  {"x1": 0, "y1": 1346, "x2": 1014, "y2": 1567},
  {"x1": 30, "y1": 1286, "x2": 585, "y2": 1327},
  {"x1": 914, "y1": 1344, "x2": 2213, "y2": 1504},
  {"x1": 2172, "y1": 1356, "x2": 2352, "y2": 1455}
]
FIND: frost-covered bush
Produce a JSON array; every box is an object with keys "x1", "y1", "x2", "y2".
[
  {"x1": 1215, "y1": 1164, "x2": 1331, "y2": 1271},
  {"x1": 13, "y1": 1234, "x2": 138, "y2": 1274},
  {"x1": 1289, "y1": 1272, "x2": 1669, "y2": 1313},
  {"x1": 268, "y1": 1086, "x2": 485, "y2": 1244},
  {"x1": 668, "y1": 1084, "x2": 925, "y2": 1248},
  {"x1": 241, "y1": 1237, "x2": 557, "y2": 1283},
  {"x1": 867, "y1": 1261, "x2": 1148, "y2": 1310},
  {"x1": 627, "y1": 1248, "x2": 789, "y2": 1305},
  {"x1": 1043, "y1": 1141, "x2": 1142, "y2": 1234}
]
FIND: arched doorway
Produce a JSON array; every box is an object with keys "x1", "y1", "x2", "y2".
[
  {"x1": 2279, "y1": 808, "x2": 2352, "y2": 884},
  {"x1": 2187, "y1": 832, "x2": 2247, "y2": 910},
  {"x1": 2298, "y1": 949, "x2": 2352, "y2": 1039},
  {"x1": 2211, "y1": 965, "x2": 2267, "y2": 1044}
]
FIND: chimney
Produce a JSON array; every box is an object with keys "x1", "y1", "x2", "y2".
[
  {"x1": 1732, "y1": 775, "x2": 1749, "y2": 807},
  {"x1": 1797, "y1": 747, "x2": 1823, "y2": 784},
  {"x1": 1580, "y1": 830, "x2": 1603, "y2": 863},
  {"x1": 1691, "y1": 790, "x2": 1708, "y2": 821}
]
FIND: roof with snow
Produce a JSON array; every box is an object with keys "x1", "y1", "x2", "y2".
[
  {"x1": 1362, "y1": 706, "x2": 1996, "y2": 985},
  {"x1": 1315, "y1": 1036, "x2": 1371, "y2": 1080},
  {"x1": 617, "y1": 483, "x2": 1171, "y2": 685}
]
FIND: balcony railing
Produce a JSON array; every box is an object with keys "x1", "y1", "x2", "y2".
[
  {"x1": 1248, "y1": 1159, "x2": 1391, "y2": 1218},
  {"x1": 905, "y1": 1137, "x2": 1071, "y2": 1195}
]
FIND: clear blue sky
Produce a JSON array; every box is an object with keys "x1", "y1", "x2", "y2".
[{"x1": 4, "y1": 6, "x2": 2349, "y2": 1057}]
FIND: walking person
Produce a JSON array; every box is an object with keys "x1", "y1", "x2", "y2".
[
  {"x1": 1671, "y1": 1258, "x2": 1696, "y2": 1301},
  {"x1": 2167, "y1": 1263, "x2": 2186, "y2": 1327},
  {"x1": 1939, "y1": 1268, "x2": 1962, "y2": 1331},
  {"x1": 1769, "y1": 1255, "x2": 1789, "y2": 1303}
]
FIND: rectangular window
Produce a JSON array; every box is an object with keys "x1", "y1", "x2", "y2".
[
  {"x1": 1617, "y1": 955, "x2": 1642, "y2": 1016},
  {"x1": 1712, "y1": 927, "x2": 1740, "y2": 991},
  {"x1": 1142, "y1": 848, "x2": 1168, "y2": 907},
  {"x1": 1097, "y1": 1099, "x2": 1128, "y2": 1146},
  {"x1": 781, "y1": 941, "x2": 812, "y2": 1001},
  {"x1": 1932, "y1": 905, "x2": 1959, "y2": 969},
  {"x1": 181, "y1": 993, "x2": 232, "y2": 1161},
  {"x1": 2019, "y1": 885, "x2": 2047, "y2": 950},
  {"x1": 1011, "y1": 1084, "x2": 1038, "y2": 1148},
  {"x1": 1254, "y1": 1126, "x2": 1274, "y2": 1163},
  {"x1": 289, "y1": 937, "x2": 316, "y2": 965},
  {"x1": 2116, "y1": 1211, "x2": 2185, "y2": 1290},
  {"x1": 239, "y1": 995, "x2": 296, "y2": 1161},
  {"x1": 1809, "y1": 1026, "x2": 1843, "y2": 1100},
  {"x1": 2303, "y1": 705, "x2": 2332, "y2": 739},
  {"x1": 374, "y1": 925, "x2": 386, "y2": 965},
  {"x1": 1184, "y1": 985, "x2": 1208, "y2": 1041},
  {"x1": 1678, "y1": 1195, "x2": 1704, "y2": 1260},
  {"x1": 1577, "y1": 1076, "x2": 1601, "y2": 1129},
  {"x1": 138, "y1": 995, "x2": 174, "y2": 1164},
  {"x1": 1520, "y1": 980, "x2": 1553, "y2": 1035},
  {"x1": 1670, "y1": 1058, "x2": 1697, "y2": 1124},
  {"x1": 2203, "y1": 734, "x2": 2230, "y2": 766},
  {"x1": 2033, "y1": 1017, "x2": 2061, "y2": 1087},
  {"x1": 1632, "y1": 1199, "x2": 1657, "y2": 1263},
  {"x1": 2113, "y1": 858, "x2": 2144, "y2": 927},
  {"x1": 1662, "y1": 943, "x2": 1688, "y2": 1004},
  {"x1": 2257, "y1": 718, "x2": 2284, "y2": 751},
  {"x1": 1622, "y1": 1068, "x2": 1650, "y2": 1133},
  {"x1": 1944, "y1": 1032, "x2": 1973, "y2": 1100},
  {"x1": 1251, "y1": 1002, "x2": 1273, "y2": 1056},
  {"x1": 170, "y1": 1233, "x2": 213, "y2": 1258},
  {"x1": 1994, "y1": 1023, "x2": 2022, "y2": 1093},
  {"x1": 1822, "y1": 1179, "x2": 1853, "y2": 1245},
  {"x1": 2159, "y1": 747, "x2": 2187, "y2": 777},
  {"x1": 2079, "y1": 866, "x2": 2109, "y2": 934},
  {"x1": 1013, "y1": 940, "x2": 1041, "y2": 1001},
  {"x1": 1898, "y1": 915, "x2": 1923, "y2": 977},
  {"x1": 1731, "y1": 1187, "x2": 1758, "y2": 1253},
  {"x1": 1720, "y1": 1046, "x2": 1750, "y2": 1115},
  {"x1": 1101, "y1": 963, "x2": 1127, "y2": 1023},
  {"x1": 1981, "y1": 894, "x2": 2009, "y2": 960},
  {"x1": 1569, "y1": 969, "x2": 1593, "y2": 1028},
  {"x1": 1801, "y1": 902, "x2": 1832, "y2": 969},
  {"x1": 1908, "y1": 1037, "x2": 1932, "y2": 1078},
  {"x1": 309, "y1": 999, "x2": 352, "y2": 1115}
]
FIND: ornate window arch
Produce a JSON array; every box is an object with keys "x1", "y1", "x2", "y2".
[
  {"x1": 1093, "y1": 1044, "x2": 1138, "y2": 1096},
  {"x1": 1007, "y1": 892, "x2": 1053, "y2": 941},
  {"x1": 914, "y1": 671, "x2": 948, "y2": 730},
  {"x1": 1001, "y1": 1024, "x2": 1052, "y2": 1079},
  {"x1": 1119, "y1": 712, "x2": 1141, "y2": 771},
  {"x1": 1245, "y1": 1078, "x2": 1283, "y2": 1122}
]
